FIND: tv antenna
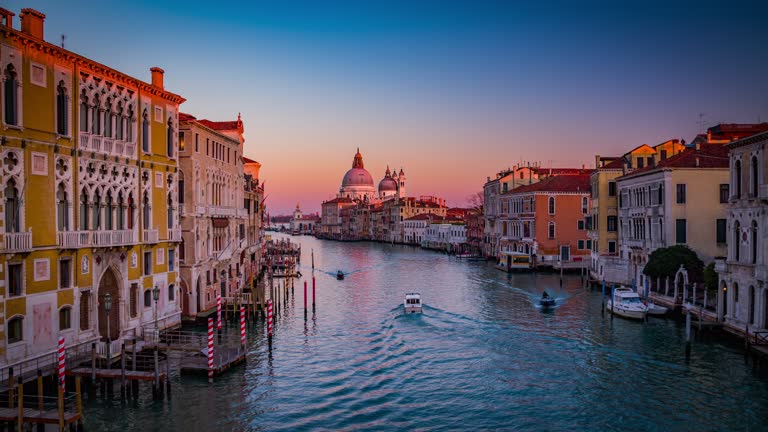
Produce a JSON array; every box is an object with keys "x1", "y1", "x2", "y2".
[
  {"x1": 697, "y1": 113, "x2": 707, "y2": 133},
  {"x1": 61, "y1": 34, "x2": 66, "y2": 49}
]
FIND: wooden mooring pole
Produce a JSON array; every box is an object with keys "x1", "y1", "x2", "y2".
[
  {"x1": 8, "y1": 367, "x2": 14, "y2": 409},
  {"x1": 685, "y1": 311, "x2": 692, "y2": 360},
  {"x1": 76, "y1": 376, "x2": 84, "y2": 431}
]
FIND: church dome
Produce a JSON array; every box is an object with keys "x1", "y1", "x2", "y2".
[
  {"x1": 342, "y1": 168, "x2": 374, "y2": 187},
  {"x1": 378, "y1": 176, "x2": 398, "y2": 192}
]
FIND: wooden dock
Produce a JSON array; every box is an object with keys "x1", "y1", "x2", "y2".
[
  {"x1": 68, "y1": 367, "x2": 166, "y2": 382},
  {"x1": 0, "y1": 407, "x2": 80, "y2": 425},
  {"x1": 178, "y1": 346, "x2": 246, "y2": 377}
]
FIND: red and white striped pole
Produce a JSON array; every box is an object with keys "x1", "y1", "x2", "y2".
[
  {"x1": 207, "y1": 318, "x2": 214, "y2": 383},
  {"x1": 240, "y1": 306, "x2": 246, "y2": 348},
  {"x1": 57, "y1": 336, "x2": 66, "y2": 393},
  {"x1": 267, "y1": 299, "x2": 273, "y2": 342},
  {"x1": 217, "y1": 295, "x2": 222, "y2": 330}
]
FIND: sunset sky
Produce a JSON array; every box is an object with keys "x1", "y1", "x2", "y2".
[{"x1": 9, "y1": 0, "x2": 768, "y2": 214}]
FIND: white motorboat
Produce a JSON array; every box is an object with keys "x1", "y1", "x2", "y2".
[
  {"x1": 404, "y1": 293, "x2": 423, "y2": 314},
  {"x1": 605, "y1": 287, "x2": 647, "y2": 320},
  {"x1": 646, "y1": 302, "x2": 668, "y2": 316}
]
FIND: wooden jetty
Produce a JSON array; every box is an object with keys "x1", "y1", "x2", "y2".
[{"x1": 68, "y1": 367, "x2": 165, "y2": 382}]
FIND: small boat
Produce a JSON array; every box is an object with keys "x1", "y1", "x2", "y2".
[
  {"x1": 646, "y1": 302, "x2": 668, "y2": 316},
  {"x1": 606, "y1": 287, "x2": 647, "y2": 320},
  {"x1": 404, "y1": 293, "x2": 423, "y2": 313},
  {"x1": 336, "y1": 270, "x2": 345, "y2": 280},
  {"x1": 455, "y1": 253, "x2": 473, "y2": 259},
  {"x1": 539, "y1": 292, "x2": 556, "y2": 308}
]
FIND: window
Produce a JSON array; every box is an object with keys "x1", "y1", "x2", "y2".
[
  {"x1": 734, "y1": 282, "x2": 740, "y2": 303},
  {"x1": 144, "y1": 251, "x2": 152, "y2": 276},
  {"x1": 8, "y1": 263, "x2": 22, "y2": 297},
  {"x1": 582, "y1": 197, "x2": 588, "y2": 214},
  {"x1": 167, "y1": 193, "x2": 174, "y2": 229},
  {"x1": 144, "y1": 290, "x2": 152, "y2": 308},
  {"x1": 91, "y1": 95, "x2": 101, "y2": 135},
  {"x1": 4, "y1": 179, "x2": 19, "y2": 232},
  {"x1": 143, "y1": 192, "x2": 151, "y2": 230},
  {"x1": 7, "y1": 317, "x2": 23, "y2": 344},
  {"x1": 126, "y1": 106, "x2": 134, "y2": 142},
  {"x1": 117, "y1": 193, "x2": 125, "y2": 230},
  {"x1": 734, "y1": 221, "x2": 741, "y2": 261},
  {"x1": 79, "y1": 91, "x2": 88, "y2": 132},
  {"x1": 548, "y1": 222, "x2": 555, "y2": 239},
  {"x1": 751, "y1": 156, "x2": 759, "y2": 197},
  {"x1": 169, "y1": 283, "x2": 175, "y2": 301},
  {"x1": 80, "y1": 189, "x2": 89, "y2": 230},
  {"x1": 195, "y1": 133, "x2": 199, "y2": 152},
  {"x1": 104, "y1": 99, "x2": 112, "y2": 137},
  {"x1": 142, "y1": 109, "x2": 150, "y2": 153},
  {"x1": 752, "y1": 220, "x2": 758, "y2": 265},
  {"x1": 607, "y1": 216, "x2": 617, "y2": 232},
  {"x1": 178, "y1": 131, "x2": 185, "y2": 152},
  {"x1": 4, "y1": 64, "x2": 18, "y2": 125},
  {"x1": 206, "y1": 138, "x2": 209, "y2": 155},
  {"x1": 167, "y1": 118, "x2": 174, "y2": 157},
  {"x1": 719, "y1": 184, "x2": 729, "y2": 204},
  {"x1": 637, "y1": 157, "x2": 645, "y2": 169},
  {"x1": 79, "y1": 292, "x2": 90, "y2": 330},
  {"x1": 56, "y1": 81, "x2": 68, "y2": 135},
  {"x1": 676, "y1": 219, "x2": 687, "y2": 244},
  {"x1": 586, "y1": 239, "x2": 592, "y2": 250},
  {"x1": 169, "y1": 249, "x2": 175, "y2": 272},
  {"x1": 59, "y1": 259, "x2": 71, "y2": 289},
  {"x1": 240, "y1": 223, "x2": 245, "y2": 240},
  {"x1": 548, "y1": 197, "x2": 555, "y2": 215},
  {"x1": 130, "y1": 283, "x2": 138, "y2": 318},
  {"x1": 55, "y1": 183, "x2": 70, "y2": 231},
  {"x1": 608, "y1": 182, "x2": 616, "y2": 197},
  {"x1": 116, "y1": 102, "x2": 124, "y2": 140},
  {"x1": 676, "y1": 184, "x2": 686, "y2": 204},
  {"x1": 105, "y1": 191, "x2": 114, "y2": 230},
  {"x1": 59, "y1": 307, "x2": 72, "y2": 330},
  {"x1": 608, "y1": 241, "x2": 617, "y2": 254},
  {"x1": 735, "y1": 160, "x2": 742, "y2": 199},
  {"x1": 716, "y1": 219, "x2": 727, "y2": 244},
  {"x1": 578, "y1": 240, "x2": 584, "y2": 250},
  {"x1": 577, "y1": 220, "x2": 585, "y2": 230}
]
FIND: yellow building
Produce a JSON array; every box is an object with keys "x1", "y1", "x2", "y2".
[
  {"x1": 587, "y1": 156, "x2": 624, "y2": 283},
  {"x1": 0, "y1": 8, "x2": 185, "y2": 365}
]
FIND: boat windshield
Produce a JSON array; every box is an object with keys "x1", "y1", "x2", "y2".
[{"x1": 621, "y1": 296, "x2": 642, "y2": 303}]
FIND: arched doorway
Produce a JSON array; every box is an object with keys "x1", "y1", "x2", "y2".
[
  {"x1": 181, "y1": 280, "x2": 189, "y2": 316},
  {"x1": 721, "y1": 281, "x2": 728, "y2": 320},
  {"x1": 98, "y1": 267, "x2": 121, "y2": 341}
]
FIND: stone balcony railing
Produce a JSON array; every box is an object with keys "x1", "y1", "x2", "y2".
[
  {"x1": 3, "y1": 231, "x2": 32, "y2": 253},
  {"x1": 143, "y1": 229, "x2": 159, "y2": 244},
  {"x1": 58, "y1": 231, "x2": 82, "y2": 248},
  {"x1": 92, "y1": 230, "x2": 137, "y2": 247},
  {"x1": 208, "y1": 206, "x2": 237, "y2": 217},
  {"x1": 79, "y1": 132, "x2": 137, "y2": 160},
  {"x1": 170, "y1": 227, "x2": 182, "y2": 242}
]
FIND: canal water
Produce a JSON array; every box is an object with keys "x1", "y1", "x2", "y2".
[{"x1": 85, "y1": 234, "x2": 768, "y2": 431}]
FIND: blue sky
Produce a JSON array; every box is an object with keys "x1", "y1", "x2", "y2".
[{"x1": 7, "y1": 0, "x2": 768, "y2": 213}]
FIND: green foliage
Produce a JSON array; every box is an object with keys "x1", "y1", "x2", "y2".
[
  {"x1": 643, "y1": 245, "x2": 704, "y2": 282},
  {"x1": 703, "y1": 262, "x2": 718, "y2": 293}
]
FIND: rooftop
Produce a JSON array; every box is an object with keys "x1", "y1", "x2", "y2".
[
  {"x1": 619, "y1": 144, "x2": 729, "y2": 179},
  {"x1": 507, "y1": 173, "x2": 592, "y2": 194}
]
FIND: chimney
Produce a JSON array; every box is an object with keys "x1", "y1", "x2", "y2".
[
  {"x1": 0, "y1": 8, "x2": 14, "y2": 28},
  {"x1": 695, "y1": 142, "x2": 700, "y2": 151},
  {"x1": 150, "y1": 67, "x2": 165, "y2": 89},
  {"x1": 19, "y1": 8, "x2": 45, "y2": 39},
  {"x1": 595, "y1": 155, "x2": 600, "y2": 169}
]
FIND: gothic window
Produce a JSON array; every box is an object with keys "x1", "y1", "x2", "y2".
[
  {"x1": 735, "y1": 160, "x2": 742, "y2": 199},
  {"x1": 115, "y1": 102, "x2": 123, "y2": 140},
  {"x1": 143, "y1": 192, "x2": 151, "y2": 230},
  {"x1": 734, "y1": 221, "x2": 741, "y2": 261},
  {"x1": 178, "y1": 171, "x2": 185, "y2": 205},
  {"x1": 117, "y1": 192, "x2": 125, "y2": 230},
  {"x1": 167, "y1": 193, "x2": 174, "y2": 229},
  {"x1": 91, "y1": 94, "x2": 101, "y2": 135},
  {"x1": 93, "y1": 190, "x2": 102, "y2": 230},
  {"x1": 142, "y1": 109, "x2": 149, "y2": 152},
  {"x1": 548, "y1": 222, "x2": 555, "y2": 239},
  {"x1": 168, "y1": 283, "x2": 175, "y2": 301},
  {"x1": 4, "y1": 64, "x2": 18, "y2": 125},
  {"x1": 56, "y1": 81, "x2": 68, "y2": 135},
  {"x1": 548, "y1": 196, "x2": 555, "y2": 215},
  {"x1": 80, "y1": 188, "x2": 89, "y2": 230},
  {"x1": 751, "y1": 156, "x2": 759, "y2": 197},
  {"x1": 57, "y1": 184, "x2": 69, "y2": 231},
  {"x1": 79, "y1": 91, "x2": 89, "y2": 132},
  {"x1": 4, "y1": 179, "x2": 20, "y2": 232},
  {"x1": 167, "y1": 118, "x2": 174, "y2": 157},
  {"x1": 752, "y1": 220, "x2": 758, "y2": 264},
  {"x1": 105, "y1": 191, "x2": 114, "y2": 230},
  {"x1": 126, "y1": 106, "x2": 134, "y2": 142},
  {"x1": 104, "y1": 98, "x2": 112, "y2": 137},
  {"x1": 128, "y1": 194, "x2": 135, "y2": 230}
]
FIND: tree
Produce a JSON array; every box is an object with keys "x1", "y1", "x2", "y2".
[
  {"x1": 703, "y1": 262, "x2": 718, "y2": 295},
  {"x1": 643, "y1": 245, "x2": 704, "y2": 282},
  {"x1": 466, "y1": 191, "x2": 484, "y2": 212}
]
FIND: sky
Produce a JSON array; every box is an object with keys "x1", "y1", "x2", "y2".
[{"x1": 7, "y1": 0, "x2": 768, "y2": 214}]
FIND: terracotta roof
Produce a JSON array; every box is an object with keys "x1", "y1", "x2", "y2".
[
  {"x1": 198, "y1": 119, "x2": 240, "y2": 131},
  {"x1": 405, "y1": 214, "x2": 435, "y2": 221},
  {"x1": 508, "y1": 174, "x2": 591, "y2": 194},
  {"x1": 530, "y1": 167, "x2": 589, "y2": 176},
  {"x1": 323, "y1": 197, "x2": 354, "y2": 205},
  {"x1": 602, "y1": 158, "x2": 624, "y2": 169},
  {"x1": 727, "y1": 130, "x2": 768, "y2": 150},
  {"x1": 620, "y1": 144, "x2": 729, "y2": 179},
  {"x1": 708, "y1": 123, "x2": 768, "y2": 141},
  {"x1": 179, "y1": 112, "x2": 196, "y2": 122},
  {"x1": 243, "y1": 156, "x2": 259, "y2": 164}
]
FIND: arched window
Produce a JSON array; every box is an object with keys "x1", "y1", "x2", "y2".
[
  {"x1": 168, "y1": 283, "x2": 175, "y2": 301},
  {"x1": 752, "y1": 220, "x2": 758, "y2": 265},
  {"x1": 548, "y1": 222, "x2": 555, "y2": 239},
  {"x1": 548, "y1": 196, "x2": 555, "y2": 215},
  {"x1": 80, "y1": 188, "x2": 89, "y2": 230},
  {"x1": 105, "y1": 191, "x2": 114, "y2": 230},
  {"x1": 4, "y1": 178, "x2": 19, "y2": 232},
  {"x1": 57, "y1": 184, "x2": 69, "y2": 231},
  {"x1": 117, "y1": 192, "x2": 125, "y2": 230},
  {"x1": 7, "y1": 316, "x2": 23, "y2": 344},
  {"x1": 734, "y1": 282, "x2": 740, "y2": 304},
  {"x1": 91, "y1": 94, "x2": 101, "y2": 135},
  {"x1": 178, "y1": 171, "x2": 185, "y2": 207},
  {"x1": 93, "y1": 190, "x2": 102, "y2": 230},
  {"x1": 167, "y1": 193, "x2": 174, "y2": 229},
  {"x1": 143, "y1": 192, "x2": 151, "y2": 230},
  {"x1": 167, "y1": 118, "x2": 174, "y2": 157},
  {"x1": 734, "y1": 221, "x2": 741, "y2": 261},
  {"x1": 144, "y1": 290, "x2": 152, "y2": 308},
  {"x1": 104, "y1": 98, "x2": 112, "y2": 138},
  {"x1": 749, "y1": 286, "x2": 756, "y2": 324},
  {"x1": 581, "y1": 197, "x2": 588, "y2": 214},
  {"x1": 79, "y1": 91, "x2": 89, "y2": 132},
  {"x1": 142, "y1": 109, "x2": 150, "y2": 152},
  {"x1": 56, "y1": 81, "x2": 68, "y2": 135},
  {"x1": 126, "y1": 106, "x2": 134, "y2": 142},
  {"x1": 127, "y1": 193, "x2": 135, "y2": 230},
  {"x1": 735, "y1": 160, "x2": 742, "y2": 199},
  {"x1": 751, "y1": 156, "x2": 759, "y2": 197},
  {"x1": 4, "y1": 64, "x2": 18, "y2": 125},
  {"x1": 115, "y1": 102, "x2": 124, "y2": 140},
  {"x1": 59, "y1": 306, "x2": 72, "y2": 330}
]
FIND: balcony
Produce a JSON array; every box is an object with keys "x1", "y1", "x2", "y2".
[
  {"x1": 57, "y1": 231, "x2": 95, "y2": 248},
  {"x1": 78, "y1": 132, "x2": 137, "y2": 160},
  {"x1": 91, "y1": 136, "x2": 102, "y2": 152},
  {"x1": 79, "y1": 132, "x2": 90, "y2": 150},
  {"x1": 103, "y1": 138, "x2": 114, "y2": 154},
  {"x1": 93, "y1": 230, "x2": 137, "y2": 247},
  {"x1": 3, "y1": 231, "x2": 32, "y2": 253},
  {"x1": 208, "y1": 206, "x2": 236, "y2": 217},
  {"x1": 196, "y1": 205, "x2": 207, "y2": 215},
  {"x1": 170, "y1": 227, "x2": 182, "y2": 242},
  {"x1": 143, "y1": 229, "x2": 159, "y2": 244}
]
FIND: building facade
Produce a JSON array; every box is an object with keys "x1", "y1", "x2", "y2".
[{"x1": 1, "y1": 8, "x2": 184, "y2": 363}]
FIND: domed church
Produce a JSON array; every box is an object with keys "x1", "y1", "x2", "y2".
[{"x1": 338, "y1": 149, "x2": 406, "y2": 202}]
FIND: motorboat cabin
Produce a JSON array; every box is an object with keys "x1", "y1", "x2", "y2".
[
  {"x1": 404, "y1": 293, "x2": 423, "y2": 313},
  {"x1": 605, "y1": 287, "x2": 647, "y2": 320}
]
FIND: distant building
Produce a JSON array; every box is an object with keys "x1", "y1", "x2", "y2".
[{"x1": 289, "y1": 203, "x2": 319, "y2": 234}]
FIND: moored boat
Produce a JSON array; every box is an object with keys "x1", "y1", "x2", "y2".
[
  {"x1": 646, "y1": 302, "x2": 668, "y2": 316},
  {"x1": 404, "y1": 293, "x2": 423, "y2": 313},
  {"x1": 606, "y1": 287, "x2": 647, "y2": 320}
]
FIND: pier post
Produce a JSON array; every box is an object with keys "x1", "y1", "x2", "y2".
[
  {"x1": 312, "y1": 248, "x2": 314, "y2": 270},
  {"x1": 166, "y1": 342, "x2": 171, "y2": 400},
  {"x1": 207, "y1": 318, "x2": 214, "y2": 384},
  {"x1": 17, "y1": 383, "x2": 22, "y2": 432},
  {"x1": 76, "y1": 377, "x2": 83, "y2": 431},
  {"x1": 120, "y1": 343, "x2": 126, "y2": 399},
  {"x1": 267, "y1": 299, "x2": 274, "y2": 349},
  {"x1": 7, "y1": 367, "x2": 13, "y2": 409},
  {"x1": 58, "y1": 383, "x2": 65, "y2": 432},
  {"x1": 685, "y1": 311, "x2": 692, "y2": 360},
  {"x1": 559, "y1": 260, "x2": 563, "y2": 287},
  {"x1": 91, "y1": 343, "x2": 96, "y2": 383},
  {"x1": 153, "y1": 345, "x2": 160, "y2": 400},
  {"x1": 312, "y1": 276, "x2": 316, "y2": 312},
  {"x1": 665, "y1": 276, "x2": 670, "y2": 297},
  {"x1": 37, "y1": 369, "x2": 44, "y2": 411},
  {"x1": 304, "y1": 280, "x2": 308, "y2": 320},
  {"x1": 601, "y1": 279, "x2": 605, "y2": 317}
]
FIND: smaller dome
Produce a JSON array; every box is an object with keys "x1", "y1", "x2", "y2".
[{"x1": 379, "y1": 176, "x2": 398, "y2": 192}]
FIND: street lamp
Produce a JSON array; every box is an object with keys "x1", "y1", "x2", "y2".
[
  {"x1": 152, "y1": 285, "x2": 160, "y2": 341},
  {"x1": 221, "y1": 269, "x2": 227, "y2": 298},
  {"x1": 104, "y1": 293, "x2": 112, "y2": 362}
]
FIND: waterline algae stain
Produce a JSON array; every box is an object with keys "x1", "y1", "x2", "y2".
[{"x1": 84, "y1": 235, "x2": 768, "y2": 431}]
